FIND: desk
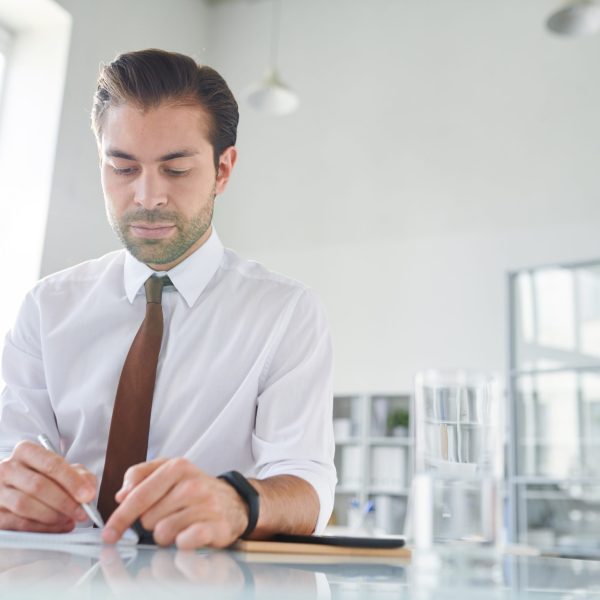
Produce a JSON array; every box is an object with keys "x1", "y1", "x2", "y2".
[{"x1": 0, "y1": 543, "x2": 598, "y2": 599}]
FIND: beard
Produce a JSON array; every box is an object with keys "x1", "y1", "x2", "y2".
[{"x1": 107, "y1": 188, "x2": 215, "y2": 266}]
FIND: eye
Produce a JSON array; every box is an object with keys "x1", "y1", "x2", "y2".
[
  {"x1": 164, "y1": 168, "x2": 191, "y2": 177},
  {"x1": 111, "y1": 166, "x2": 138, "y2": 176}
]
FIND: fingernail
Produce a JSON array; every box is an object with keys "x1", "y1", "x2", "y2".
[
  {"x1": 77, "y1": 486, "x2": 94, "y2": 502},
  {"x1": 120, "y1": 480, "x2": 131, "y2": 493},
  {"x1": 102, "y1": 527, "x2": 119, "y2": 544}
]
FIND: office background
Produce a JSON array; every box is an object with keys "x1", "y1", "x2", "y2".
[{"x1": 2, "y1": 0, "x2": 600, "y2": 394}]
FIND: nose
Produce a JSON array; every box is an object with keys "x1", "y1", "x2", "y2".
[{"x1": 133, "y1": 169, "x2": 167, "y2": 210}]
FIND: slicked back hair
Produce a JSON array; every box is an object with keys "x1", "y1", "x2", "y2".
[{"x1": 91, "y1": 49, "x2": 239, "y2": 167}]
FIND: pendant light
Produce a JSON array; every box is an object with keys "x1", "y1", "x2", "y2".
[
  {"x1": 245, "y1": 0, "x2": 299, "y2": 116},
  {"x1": 547, "y1": 0, "x2": 600, "y2": 35}
]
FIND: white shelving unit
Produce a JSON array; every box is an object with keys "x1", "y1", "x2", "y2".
[{"x1": 331, "y1": 394, "x2": 412, "y2": 535}]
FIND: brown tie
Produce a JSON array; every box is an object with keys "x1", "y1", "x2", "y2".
[{"x1": 97, "y1": 275, "x2": 169, "y2": 521}]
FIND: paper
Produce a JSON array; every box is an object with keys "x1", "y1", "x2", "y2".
[{"x1": 0, "y1": 527, "x2": 138, "y2": 549}]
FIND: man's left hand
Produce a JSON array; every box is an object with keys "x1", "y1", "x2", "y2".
[{"x1": 101, "y1": 458, "x2": 249, "y2": 550}]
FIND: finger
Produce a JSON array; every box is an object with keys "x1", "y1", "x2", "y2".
[
  {"x1": 72, "y1": 465, "x2": 97, "y2": 489},
  {"x1": 153, "y1": 505, "x2": 231, "y2": 549},
  {"x1": 173, "y1": 552, "x2": 215, "y2": 583},
  {"x1": 13, "y1": 442, "x2": 95, "y2": 503},
  {"x1": 114, "y1": 458, "x2": 169, "y2": 503},
  {"x1": 0, "y1": 486, "x2": 77, "y2": 526},
  {"x1": 139, "y1": 478, "x2": 207, "y2": 531},
  {"x1": 103, "y1": 458, "x2": 195, "y2": 543},
  {"x1": 173, "y1": 550, "x2": 244, "y2": 585},
  {"x1": 2, "y1": 462, "x2": 88, "y2": 521},
  {"x1": 98, "y1": 546, "x2": 132, "y2": 585},
  {"x1": 175, "y1": 521, "x2": 233, "y2": 550},
  {"x1": 0, "y1": 507, "x2": 74, "y2": 533},
  {"x1": 148, "y1": 552, "x2": 183, "y2": 581},
  {"x1": 151, "y1": 506, "x2": 199, "y2": 547}
]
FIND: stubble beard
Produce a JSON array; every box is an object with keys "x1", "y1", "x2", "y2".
[{"x1": 107, "y1": 189, "x2": 216, "y2": 266}]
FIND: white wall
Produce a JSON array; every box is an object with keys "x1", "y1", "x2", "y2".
[
  {"x1": 40, "y1": 0, "x2": 600, "y2": 393},
  {"x1": 206, "y1": 0, "x2": 600, "y2": 392},
  {"x1": 41, "y1": 0, "x2": 211, "y2": 272}
]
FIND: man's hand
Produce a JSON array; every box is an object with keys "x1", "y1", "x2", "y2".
[
  {"x1": 102, "y1": 458, "x2": 249, "y2": 550},
  {"x1": 0, "y1": 441, "x2": 97, "y2": 532}
]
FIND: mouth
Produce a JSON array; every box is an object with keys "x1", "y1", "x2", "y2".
[{"x1": 129, "y1": 223, "x2": 177, "y2": 239}]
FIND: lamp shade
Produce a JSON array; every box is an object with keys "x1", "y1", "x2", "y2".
[
  {"x1": 547, "y1": 1, "x2": 600, "y2": 35},
  {"x1": 245, "y1": 70, "x2": 299, "y2": 116}
]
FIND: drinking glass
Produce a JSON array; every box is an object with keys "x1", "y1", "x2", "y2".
[{"x1": 411, "y1": 370, "x2": 503, "y2": 548}]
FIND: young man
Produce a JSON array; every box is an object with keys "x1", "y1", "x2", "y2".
[{"x1": 0, "y1": 49, "x2": 335, "y2": 549}]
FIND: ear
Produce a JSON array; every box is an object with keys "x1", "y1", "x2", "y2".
[{"x1": 215, "y1": 146, "x2": 237, "y2": 195}]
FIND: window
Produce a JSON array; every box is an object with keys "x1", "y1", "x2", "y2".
[
  {"x1": 0, "y1": 24, "x2": 11, "y2": 102},
  {"x1": 0, "y1": 3, "x2": 71, "y2": 389}
]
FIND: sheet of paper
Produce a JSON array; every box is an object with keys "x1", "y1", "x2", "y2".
[{"x1": 0, "y1": 527, "x2": 138, "y2": 549}]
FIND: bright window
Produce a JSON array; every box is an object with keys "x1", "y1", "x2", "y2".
[
  {"x1": 0, "y1": 24, "x2": 11, "y2": 100},
  {"x1": 0, "y1": 2, "x2": 71, "y2": 390}
]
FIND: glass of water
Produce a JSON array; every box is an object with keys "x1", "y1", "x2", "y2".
[{"x1": 412, "y1": 370, "x2": 504, "y2": 548}]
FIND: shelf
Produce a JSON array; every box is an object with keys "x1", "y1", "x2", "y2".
[
  {"x1": 523, "y1": 490, "x2": 600, "y2": 502},
  {"x1": 367, "y1": 487, "x2": 410, "y2": 496},
  {"x1": 510, "y1": 364, "x2": 600, "y2": 377},
  {"x1": 335, "y1": 485, "x2": 361, "y2": 494},
  {"x1": 334, "y1": 438, "x2": 362, "y2": 446},
  {"x1": 367, "y1": 437, "x2": 412, "y2": 446},
  {"x1": 512, "y1": 476, "x2": 600, "y2": 485},
  {"x1": 519, "y1": 439, "x2": 600, "y2": 446},
  {"x1": 333, "y1": 393, "x2": 412, "y2": 534}
]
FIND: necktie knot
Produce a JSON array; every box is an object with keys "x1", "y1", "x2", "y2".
[{"x1": 144, "y1": 275, "x2": 171, "y2": 304}]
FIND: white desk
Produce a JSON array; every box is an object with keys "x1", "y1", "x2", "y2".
[{"x1": 0, "y1": 542, "x2": 598, "y2": 599}]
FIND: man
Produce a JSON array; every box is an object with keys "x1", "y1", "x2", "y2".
[{"x1": 0, "y1": 49, "x2": 335, "y2": 550}]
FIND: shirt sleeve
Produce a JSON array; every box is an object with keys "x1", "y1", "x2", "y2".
[
  {"x1": 0, "y1": 290, "x2": 59, "y2": 459},
  {"x1": 252, "y1": 288, "x2": 337, "y2": 533}
]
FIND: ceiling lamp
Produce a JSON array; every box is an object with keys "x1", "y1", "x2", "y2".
[
  {"x1": 246, "y1": 0, "x2": 299, "y2": 116},
  {"x1": 547, "y1": 0, "x2": 600, "y2": 35}
]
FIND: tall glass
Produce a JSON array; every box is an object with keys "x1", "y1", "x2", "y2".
[{"x1": 412, "y1": 370, "x2": 503, "y2": 548}]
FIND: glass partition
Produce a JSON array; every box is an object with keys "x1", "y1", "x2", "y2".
[{"x1": 509, "y1": 260, "x2": 600, "y2": 551}]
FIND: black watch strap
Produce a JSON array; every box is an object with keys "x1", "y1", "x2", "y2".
[{"x1": 218, "y1": 470, "x2": 260, "y2": 538}]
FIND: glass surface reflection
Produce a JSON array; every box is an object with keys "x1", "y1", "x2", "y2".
[{"x1": 0, "y1": 543, "x2": 600, "y2": 599}]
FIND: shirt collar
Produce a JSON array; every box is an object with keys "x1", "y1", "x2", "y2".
[{"x1": 123, "y1": 228, "x2": 224, "y2": 307}]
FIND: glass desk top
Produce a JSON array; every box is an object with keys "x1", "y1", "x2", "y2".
[{"x1": 0, "y1": 543, "x2": 599, "y2": 599}]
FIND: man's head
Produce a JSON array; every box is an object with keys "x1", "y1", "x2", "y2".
[
  {"x1": 92, "y1": 49, "x2": 239, "y2": 270},
  {"x1": 92, "y1": 49, "x2": 238, "y2": 169}
]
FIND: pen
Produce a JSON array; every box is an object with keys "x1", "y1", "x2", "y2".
[{"x1": 37, "y1": 433, "x2": 105, "y2": 529}]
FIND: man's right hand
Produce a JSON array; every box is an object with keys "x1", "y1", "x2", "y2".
[{"x1": 0, "y1": 440, "x2": 97, "y2": 532}]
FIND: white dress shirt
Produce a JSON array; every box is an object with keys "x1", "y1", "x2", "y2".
[{"x1": 0, "y1": 230, "x2": 336, "y2": 532}]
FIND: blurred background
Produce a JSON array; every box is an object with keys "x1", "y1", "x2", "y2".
[{"x1": 1, "y1": 0, "x2": 600, "y2": 545}]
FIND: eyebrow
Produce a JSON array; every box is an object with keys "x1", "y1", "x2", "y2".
[{"x1": 104, "y1": 148, "x2": 199, "y2": 161}]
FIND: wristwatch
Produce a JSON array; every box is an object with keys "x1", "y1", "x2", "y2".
[{"x1": 218, "y1": 470, "x2": 260, "y2": 538}]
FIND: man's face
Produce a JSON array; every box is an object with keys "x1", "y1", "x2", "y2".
[{"x1": 100, "y1": 102, "x2": 236, "y2": 270}]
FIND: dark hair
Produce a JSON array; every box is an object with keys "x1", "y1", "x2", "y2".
[{"x1": 91, "y1": 49, "x2": 239, "y2": 167}]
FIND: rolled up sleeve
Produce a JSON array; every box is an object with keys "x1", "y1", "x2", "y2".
[{"x1": 252, "y1": 288, "x2": 337, "y2": 533}]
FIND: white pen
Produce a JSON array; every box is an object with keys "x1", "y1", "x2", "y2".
[{"x1": 37, "y1": 433, "x2": 105, "y2": 529}]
